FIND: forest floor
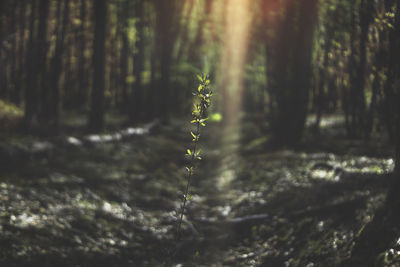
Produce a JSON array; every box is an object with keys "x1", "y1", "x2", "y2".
[{"x1": 0, "y1": 113, "x2": 399, "y2": 266}]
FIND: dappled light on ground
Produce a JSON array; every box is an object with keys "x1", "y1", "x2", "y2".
[{"x1": 0, "y1": 116, "x2": 397, "y2": 266}]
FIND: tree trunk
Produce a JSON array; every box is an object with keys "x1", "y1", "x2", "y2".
[
  {"x1": 0, "y1": 2, "x2": 9, "y2": 100},
  {"x1": 119, "y1": 0, "x2": 129, "y2": 113},
  {"x1": 153, "y1": 0, "x2": 182, "y2": 123},
  {"x1": 9, "y1": 1, "x2": 18, "y2": 104},
  {"x1": 348, "y1": 0, "x2": 372, "y2": 137},
  {"x1": 77, "y1": 0, "x2": 87, "y2": 108},
  {"x1": 314, "y1": 37, "x2": 332, "y2": 131},
  {"x1": 391, "y1": 1, "x2": 400, "y2": 174},
  {"x1": 15, "y1": 0, "x2": 27, "y2": 106},
  {"x1": 266, "y1": 0, "x2": 318, "y2": 146},
  {"x1": 130, "y1": 0, "x2": 145, "y2": 123},
  {"x1": 46, "y1": 0, "x2": 70, "y2": 130},
  {"x1": 36, "y1": 0, "x2": 50, "y2": 123},
  {"x1": 23, "y1": 0, "x2": 38, "y2": 130},
  {"x1": 88, "y1": 0, "x2": 107, "y2": 132}
]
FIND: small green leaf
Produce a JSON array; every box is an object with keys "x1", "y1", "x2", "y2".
[{"x1": 187, "y1": 149, "x2": 192, "y2": 155}]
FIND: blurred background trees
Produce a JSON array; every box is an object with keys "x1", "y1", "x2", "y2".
[{"x1": 0, "y1": 0, "x2": 399, "y2": 162}]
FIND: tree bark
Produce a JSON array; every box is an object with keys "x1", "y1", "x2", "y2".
[
  {"x1": 77, "y1": 0, "x2": 87, "y2": 108},
  {"x1": 10, "y1": 1, "x2": 18, "y2": 104},
  {"x1": 23, "y1": 0, "x2": 38, "y2": 130},
  {"x1": 15, "y1": 0, "x2": 27, "y2": 106},
  {"x1": 130, "y1": 0, "x2": 145, "y2": 123},
  {"x1": 36, "y1": 0, "x2": 50, "y2": 123},
  {"x1": 153, "y1": 0, "x2": 182, "y2": 122},
  {"x1": 46, "y1": 0, "x2": 70, "y2": 130},
  {"x1": 0, "y1": 1, "x2": 9, "y2": 100},
  {"x1": 119, "y1": 0, "x2": 129, "y2": 113},
  {"x1": 266, "y1": 0, "x2": 318, "y2": 146},
  {"x1": 347, "y1": 0, "x2": 372, "y2": 137},
  {"x1": 88, "y1": 0, "x2": 107, "y2": 132}
]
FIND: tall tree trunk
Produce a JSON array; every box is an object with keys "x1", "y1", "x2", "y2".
[
  {"x1": 10, "y1": 1, "x2": 18, "y2": 104},
  {"x1": 15, "y1": 0, "x2": 27, "y2": 106},
  {"x1": 0, "y1": 2, "x2": 9, "y2": 100},
  {"x1": 153, "y1": 0, "x2": 182, "y2": 122},
  {"x1": 36, "y1": 0, "x2": 50, "y2": 124},
  {"x1": 290, "y1": 0, "x2": 319, "y2": 142},
  {"x1": 357, "y1": 0, "x2": 373, "y2": 134},
  {"x1": 154, "y1": 1, "x2": 172, "y2": 122},
  {"x1": 266, "y1": 0, "x2": 318, "y2": 145},
  {"x1": 130, "y1": 0, "x2": 145, "y2": 123},
  {"x1": 88, "y1": 0, "x2": 107, "y2": 132},
  {"x1": 77, "y1": 0, "x2": 87, "y2": 108},
  {"x1": 47, "y1": 0, "x2": 70, "y2": 130},
  {"x1": 314, "y1": 33, "x2": 332, "y2": 131},
  {"x1": 23, "y1": 0, "x2": 38, "y2": 130},
  {"x1": 391, "y1": 2, "x2": 400, "y2": 174},
  {"x1": 348, "y1": 0, "x2": 372, "y2": 137},
  {"x1": 119, "y1": 0, "x2": 129, "y2": 113},
  {"x1": 383, "y1": 0, "x2": 397, "y2": 141}
]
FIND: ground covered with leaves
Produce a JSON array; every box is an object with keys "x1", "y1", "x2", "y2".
[{"x1": 0, "y1": 115, "x2": 399, "y2": 266}]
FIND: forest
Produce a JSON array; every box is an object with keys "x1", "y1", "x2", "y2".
[{"x1": 0, "y1": 0, "x2": 400, "y2": 266}]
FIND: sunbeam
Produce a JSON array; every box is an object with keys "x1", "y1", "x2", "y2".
[{"x1": 216, "y1": 0, "x2": 251, "y2": 189}]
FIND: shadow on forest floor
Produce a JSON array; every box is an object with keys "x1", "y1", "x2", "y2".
[{"x1": 0, "y1": 114, "x2": 398, "y2": 266}]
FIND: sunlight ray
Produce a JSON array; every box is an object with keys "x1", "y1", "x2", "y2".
[{"x1": 216, "y1": 0, "x2": 251, "y2": 189}]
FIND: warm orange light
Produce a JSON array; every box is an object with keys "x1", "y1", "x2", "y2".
[
  {"x1": 219, "y1": 0, "x2": 251, "y2": 126},
  {"x1": 214, "y1": 0, "x2": 251, "y2": 190}
]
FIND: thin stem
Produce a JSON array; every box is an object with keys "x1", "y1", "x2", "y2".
[
  {"x1": 177, "y1": 119, "x2": 200, "y2": 241},
  {"x1": 168, "y1": 74, "x2": 211, "y2": 266}
]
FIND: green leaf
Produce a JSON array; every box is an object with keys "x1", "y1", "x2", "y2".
[
  {"x1": 191, "y1": 131, "x2": 199, "y2": 141},
  {"x1": 187, "y1": 149, "x2": 192, "y2": 155}
]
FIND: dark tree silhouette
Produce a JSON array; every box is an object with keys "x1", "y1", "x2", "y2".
[
  {"x1": 265, "y1": 0, "x2": 318, "y2": 146},
  {"x1": 88, "y1": 0, "x2": 107, "y2": 132},
  {"x1": 23, "y1": 0, "x2": 38, "y2": 130},
  {"x1": 47, "y1": 0, "x2": 70, "y2": 130},
  {"x1": 77, "y1": 0, "x2": 88, "y2": 108},
  {"x1": 119, "y1": 0, "x2": 130, "y2": 113},
  {"x1": 130, "y1": 0, "x2": 145, "y2": 123}
]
